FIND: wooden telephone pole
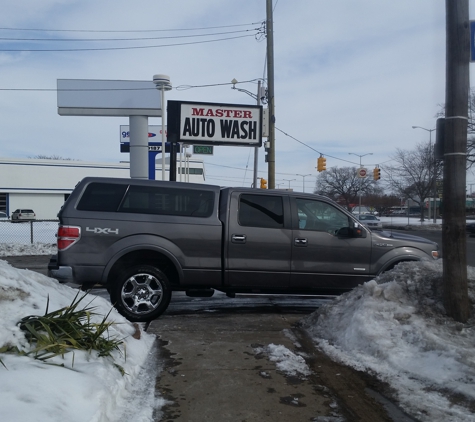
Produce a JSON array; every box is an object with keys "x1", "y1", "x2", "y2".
[
  {"x1": 443, "y1": 0, "x2": 470, "y2": 322},
  {"x1": 266, "y1": 0, "x2": 276, "y2": 189}
]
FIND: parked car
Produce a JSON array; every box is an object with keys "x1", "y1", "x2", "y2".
[
  {"x1": 356, "y1": 214, "x2": 383, "y2": 230},
  {"x1": 11, "y1": 209, "x2": 36, "y2": 222},
  {"x1": 467, "y1": 222, "x2": 475, "y2": 236},
  {"x1": 0, "y1": 211, "x2": 9, "y2": 220}
]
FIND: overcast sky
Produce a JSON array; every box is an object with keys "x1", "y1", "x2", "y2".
[{"x1": 1, "y1": 0, "x2": 474, "y2": 192}]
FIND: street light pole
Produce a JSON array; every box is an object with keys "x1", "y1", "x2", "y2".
[
  {"x1": 349, "y1": 152, "x2": 372, "y2": 215},
  {"x1": 296, "y1": 174, "x2": 311, "y2": 193},
  {"x1": 412, "y1": 126, "x2": 437, "y2": 223},
  {"x1": 283, "y1": 178, "x2": 296, "y2": 190},
  {"x1": 153, "y1": 74, "x2": 172, "y2": 181},
  {"x1": 232, "y1": 78, "x2": 263, "y2": 188}
]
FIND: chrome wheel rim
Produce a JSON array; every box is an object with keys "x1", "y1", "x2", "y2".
[{"x1": 121, "y1": 273, "x2": 163, "y2": 315}]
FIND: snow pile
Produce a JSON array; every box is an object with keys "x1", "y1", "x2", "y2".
[
  {"x1": 0, "y1": 242, "x2": 56, "y2": 256},
  {"x1": 0, "y1": 259, "x2": 160, "y2": 422},
  {"x1": 303, "y1": 260, "x2": 475, "y2": 422},
  {"x1": 254, "y1": 343, "x2": 311, "y2": 378}
]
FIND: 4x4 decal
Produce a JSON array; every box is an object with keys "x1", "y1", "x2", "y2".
[{"x1": 86, "y1": 227, "x2": 119, "y2": 235}]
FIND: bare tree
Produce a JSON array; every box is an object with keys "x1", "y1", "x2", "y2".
[
  {"x1": 29, "y1": 155, "x2": 75, "y2": 160},
  {"x1": 363, "y1": 193, "x2": 400, "y2": 216},
  {"x1": 386, "y1": 142, "x2": 442, "y2": 221},
  {"x1": 315, "y1": 167, "x2": 377, "y2": 211}
]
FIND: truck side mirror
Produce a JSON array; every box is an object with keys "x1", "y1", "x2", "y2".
[{"x1": 351, "y1": 223, "x2": 367, "y2": 238}]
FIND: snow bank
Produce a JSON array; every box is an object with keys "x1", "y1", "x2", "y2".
[
  {"x1": 0, "y1": 259, "x2": 158, "y2": 422},
  {"x1": 303, "y1": 261, "x2": 475, "y2": 422}
]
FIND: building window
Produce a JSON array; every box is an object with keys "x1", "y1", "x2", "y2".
[
  {"x1": 0, "y1": 193, "x2": 6, "y2": 213},
  {"x1": 178, "y1": 168, "x2": 203, "y2": 175}
]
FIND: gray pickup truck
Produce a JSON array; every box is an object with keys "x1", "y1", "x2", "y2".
[{"x1": 48, "y1": 177, "x2": 439, "y2": 322}]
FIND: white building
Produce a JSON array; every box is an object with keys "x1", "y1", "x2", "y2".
[{"x1": 0, "y1": 157, "x2": 205, "y2": 219}]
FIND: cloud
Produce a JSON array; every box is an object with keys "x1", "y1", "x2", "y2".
[{"x1": 0, "y1": 0, "x2": 472, "y2": 189}]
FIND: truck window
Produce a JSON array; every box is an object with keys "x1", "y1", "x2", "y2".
[
  {"x1": 296, "y1": 198, "x2": 350, "y2": 233},
  {"x1": 118, "y1": 185, "x2": 214, "y2": 217},
  {"x1": 77, "y1": 183, "x2": 128, "y2": 212},
  {"x1": 238, "y1": 194, "x2": 284, "y2": 229}
]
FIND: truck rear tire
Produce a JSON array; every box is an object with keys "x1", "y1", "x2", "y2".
[{"x1": 110, "y1": 265, "x2": 171, "y2": 322}]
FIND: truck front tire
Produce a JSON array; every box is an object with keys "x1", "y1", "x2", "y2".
[{"x1": 110, "y1": 265, "x2": 171, "y2": 322}]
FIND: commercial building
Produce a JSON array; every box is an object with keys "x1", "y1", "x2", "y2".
[{"x1": 0, "y1": 157, "x2": 205, "y2": 219}]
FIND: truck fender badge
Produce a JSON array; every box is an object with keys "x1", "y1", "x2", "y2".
[
  {"x1": 375, "y1": 243, "x2": 393, "y2": 247},
  {"x1": 86, "y1": 227, "x2": 119, "y2": 235}
]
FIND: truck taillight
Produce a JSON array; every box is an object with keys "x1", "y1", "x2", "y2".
[{"x1": 57, "y1": 226, "x2": 81, "y2": 250}]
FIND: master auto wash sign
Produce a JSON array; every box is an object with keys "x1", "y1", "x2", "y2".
[{"x1": 167, "y1": 100, "x2": 262, "y2": 146}]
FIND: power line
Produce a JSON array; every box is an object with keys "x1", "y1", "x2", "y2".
[
  {"x1": 0, "y1": 22, "x2": 263, "y2": 33},
  {"x1": 275, "y1": 127, "x2": 361, "y2": 165},
  {"x1": 0, "y1": 34, "x2": 256, "y2": 52},
  {"x1": 0, "y1": 28, "x2": 258, "y2": 42},
  {"x1": 0, "y1": 79, "x2": 261, "y2": 92}
]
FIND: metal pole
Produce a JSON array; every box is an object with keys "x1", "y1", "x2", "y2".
[
  {"x1": 431, "y1": 130, "x2": 437, "y2": 223},
  {"x1": 179, "y1": 145, "x2": 183, "y2": 182},
  {"x1": 297, "y1": 174, "x2": 311, "y2": 193},
  {"x1": 253, "y1": 81, "x2": 261, "y2": 188},
  {"x1": 359, "y1": 157, "x2": 362, "y2": 216},
  {"x1": 349, "y1": 152, "x2": 372, "y2": 215},
  {"x1": 161, "y1": 86, "x2": 166, "y2": 181}
]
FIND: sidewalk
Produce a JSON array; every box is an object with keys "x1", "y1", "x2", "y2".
[{"x1": 147, "y1": 312, "x2": 399, "y2": 422}]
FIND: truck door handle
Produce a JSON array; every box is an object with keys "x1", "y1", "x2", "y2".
[
  {"x1": 232, "y1": 234, "x2": 247, "y2": 244},
  {"x1": 294, "y1": 237, "x2": 308, "y2": 246}
]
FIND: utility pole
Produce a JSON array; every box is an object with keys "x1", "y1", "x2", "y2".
[
  {"x1": 266, "y1": 0, "x2": 276, "y2": 189},
  {"x1": 443, "y1": 0, "x2": 470, "y2": 322}
]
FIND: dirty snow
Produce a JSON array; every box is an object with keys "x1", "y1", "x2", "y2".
[
  {"x1": 253, "y1": 343, "x2": 311, "y2": 378},
  {"x1": 1, "y1": 217, "x2": 475, "y2": 421},
  {"x1": 303, "y1": 260, "x2": 475, "y2": 422},
  {"x1": 0, "y1": 259, "x2": 162, "y2": 422}
]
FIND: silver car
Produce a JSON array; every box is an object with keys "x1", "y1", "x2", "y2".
[
  {"x1": 0, "y1": 211, "x2": 8, "y2": 220},
  {"x1": 11, "y1": 209, "x2": 36, "y2": 222},
  {"x1": 356, "y1": 214, "x2": 383, "y2": 230}
]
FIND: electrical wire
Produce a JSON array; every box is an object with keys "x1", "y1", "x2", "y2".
[
  {"x1": 0, "y1": 22, "x2": 263, "y2": 33},
  {"x1": 0, "y1": 28, "x2": 258, "y2": 42},
  {"x1": 0, "y1": 34, "x2": 256, "y2": 52},
  {"x1": 275, "y1": 127, "x2": 358, "y2": 165},
  {"x1": 0, "y1": 79, "x2": 262, "y2": 92}
]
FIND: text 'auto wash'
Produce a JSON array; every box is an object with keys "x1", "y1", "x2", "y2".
[{"x1": 179, "y1": 104, "x2": 261, "y2": 143}]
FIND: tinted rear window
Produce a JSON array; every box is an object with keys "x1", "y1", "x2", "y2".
[
  {"x1": 77, "y1": 183, "x2": 128, "y2": 212},
  {"x1": 77, "y1": 182, "x2": 214, "y2": 217},
  {"x1": 238, "y1": 194, "x2": 284, "y2": 228},
  {"x1": 119, "y1": 185, "x2": 214, "y2": 217}
]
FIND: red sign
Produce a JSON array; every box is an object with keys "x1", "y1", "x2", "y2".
[{"x1": 357, "y1": 168, "x2": 368, "y2": 178}]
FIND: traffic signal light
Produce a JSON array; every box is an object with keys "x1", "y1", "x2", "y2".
[
  {"x1": 373, "y1": 167, "x2": 381, "y2": 181},
  {"x1": 317, "y1": 156, "x2": 327, "y2": 172},
  {"x1": 260, "y1": 178, "x2": 268, "y2": 189}
]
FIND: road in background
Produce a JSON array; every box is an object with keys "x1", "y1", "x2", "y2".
[{"x1": 385, "y1": 229, "x2": 475, "y2": 267}]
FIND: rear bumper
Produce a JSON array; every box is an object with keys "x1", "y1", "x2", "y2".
[{"x1": 48, "y1": 254, "x2": 74, "y2": 284}]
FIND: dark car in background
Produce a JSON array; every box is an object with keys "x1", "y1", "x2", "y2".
[{"x1": 467, "y1": 222, "x2": 475, "y2": 236}]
